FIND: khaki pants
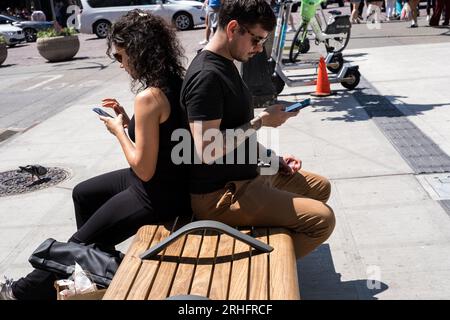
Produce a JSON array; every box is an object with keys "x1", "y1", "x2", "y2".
[{"x1": 191, "y1": 170, "x2": 335, "y2": 258}]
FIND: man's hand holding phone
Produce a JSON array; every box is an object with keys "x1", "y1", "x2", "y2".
[
  {"x1": 284, "y1": 98, "x2": 311, "y2": 112},
  {"x1": 259, "y1": 104, "x2": 299, "y2": 128}
]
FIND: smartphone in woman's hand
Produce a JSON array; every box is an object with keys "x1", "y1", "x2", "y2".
[{"x1": 93, "y1": 107, "x2": 114, "y2": 118}]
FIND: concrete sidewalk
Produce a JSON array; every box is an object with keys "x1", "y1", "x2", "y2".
[
  {"x1": 293, "y1": 42, "x2": 450, "y2": 299},
  {"x1": 1, "y1": 42, "x2": 450, "y2": 299}
]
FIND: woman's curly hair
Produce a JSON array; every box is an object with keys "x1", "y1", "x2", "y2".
[{"x1": 106, "y1": 10, "x2": 185, "y2": 93}]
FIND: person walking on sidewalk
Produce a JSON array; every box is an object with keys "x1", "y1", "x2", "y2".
[
  {"x1": 199, "y1": 0, "x2": 223, "y2": 45},
  {"x1": 181, "y1": 0, "x2": 335, "y2": 260},
  {"x1": 351, "y1": 0, "x2": 363, "y2": 23},
  {"x1": 0, "y1": 10, "x2": 191, "y2": 300},
  {"x1": 408, "y1": 0, "x2": 421, "y2": 27},
  {"x1": 385, "y1": 0, "x2": 397, "y2": 20},
  {"x1": 429, "y1": 0, "x2": 450, "y2": 25},
  {"x1": 426, "y1": 0, "x2": 436, "y2": 22},
  {"x1": 366, "y1": 0, "x2": 384, "y2": 24},
  {"x1": 286, "y1": 0, "x2": 299, "y2": 32}
]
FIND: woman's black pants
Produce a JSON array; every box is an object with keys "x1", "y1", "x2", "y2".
[{"x1": 12, "y1": 169, "x2": 160, "y2": 300}]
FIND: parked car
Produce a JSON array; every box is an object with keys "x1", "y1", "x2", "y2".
[
  {"x1": 79, "y1": 0, "x2": 205, "y2": 38},
  {"x1": 0, "y1": 24, "x2": 25, "y2": 47},
  {"x1": 0, "y1": 14, "x2": 54, "y2": 42}
]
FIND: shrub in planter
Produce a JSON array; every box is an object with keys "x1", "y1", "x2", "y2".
[
  {"x1": 37, "y1": 27, "x2": 80, "y2": 62},
  {"x1": 0, "y1": 35, "x2": 7, "y2": 66}
]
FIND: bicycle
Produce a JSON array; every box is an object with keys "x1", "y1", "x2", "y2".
[{"x1": 289, "y1": 0, "x2": 352, "y2": 63}]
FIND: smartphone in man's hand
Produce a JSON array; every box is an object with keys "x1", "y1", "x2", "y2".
[
  {"x1": 284, "y1": 98, "x2": 311, "y2": 112},
  {"x1": 92, "y1": 107, "x2": 114, "y2": 118}
]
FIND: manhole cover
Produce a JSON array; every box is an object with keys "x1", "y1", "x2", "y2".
[{"x1": 0, "y1": 166, "x2": 71, "y2": 197}]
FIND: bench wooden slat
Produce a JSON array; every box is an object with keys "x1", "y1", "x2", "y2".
[
  {"x1": 208, "y1": 233, "x2": 234, "y2": 299},
  {"x1": 228, "y1": 230, "x2": 251, "y2": 300},
  {"x1": 168, "y1": 233, "x2": 203, "y2": 297},
  {"x1": 126, "y1": 224, "x2": 172, "y2": 300},
  {"x1": 268, "y1": 228, "x2": 300, "y2": 300},
  {"x1": 248, "y1": 228, "x2": 269, "y2": 300},
  {"x1": 189, "y1": 232, "x2": 219, "y2": 298},
  {"x1": 103, "y1": 225, "x2": 158, "y2": 300},
  {"x1": 104, "y1": 223, "x2": 301, "y2": 300},
  {"x1": 146, "y1": 236, "x2": 186, "y2": 299}
]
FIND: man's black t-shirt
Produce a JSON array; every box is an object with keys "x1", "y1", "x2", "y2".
[{"x1": 181, "y1": 50, "x2": 258, "y2": 194}]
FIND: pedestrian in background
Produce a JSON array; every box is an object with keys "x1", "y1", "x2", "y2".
[
  {"x1": 395, "y1": 0, "x2": 404, "y2": 18},
  {"x1": 30, "y1": 7, "x2": 46, "y2": 21},
  {"x1": 429, "y1": 0, "x2": 450, "y2": 25},
  {"x1": 351, "y1": 0, "x2": 363, "y2": 23},
  {"x1": 366, "y1": 0, "x2": 384, "y2": 23},
  {"x1": 385, "y1": 0, "x2": 396, "y2": 20},
  {"x1": 54, "y1": 1, "x2": 64, "y2": 26},
  {"x1": 287, "y1": 0, "x2": 299, "y2": 32},
  {"x1": 408, "y1": 0, "x2": 420, "y2": 27},
  {"x1": 199, "y1": 0, "x2": 222, "y2": 45},
  {"x1": 426, "y1": 0, "x2": 436, "y2": 21}
]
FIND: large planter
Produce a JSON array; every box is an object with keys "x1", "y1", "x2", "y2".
[
  {"x1": 0, "y1": 43, "x2": 7, "y2": 66},
  {"x1": 37, "y1": 35, "x2": 80, "y2": 62}
]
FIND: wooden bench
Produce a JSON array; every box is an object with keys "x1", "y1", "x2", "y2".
[{"x1": 103, "y1": 217, "x2": 300, "y2": 300}]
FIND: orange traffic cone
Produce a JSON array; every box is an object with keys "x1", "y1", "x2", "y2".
[{"x1": 312, "y1": 56, "x2": 332, "y2": 97}]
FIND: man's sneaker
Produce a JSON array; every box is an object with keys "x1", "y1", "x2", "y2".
[
  {"x1": 0, "y1": 277, "x2": 16, "y2": 300},
  {"x1": 286, "y1": 26, "x2": 295, "y2": 32},
  {"x1": 427, "y1": 15, "x2": 431, "y2": 22},
  {"x1": 198, "y1": 39, "x2": 209, "y2": 45}
]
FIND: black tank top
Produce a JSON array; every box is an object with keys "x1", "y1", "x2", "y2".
[{"x1": 127, "y1": 76, "x2": 191, "y2": 217}]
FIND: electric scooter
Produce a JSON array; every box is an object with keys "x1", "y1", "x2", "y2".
[{"x1": 269, "y1": 0, "x2": 360, "y2": 94}]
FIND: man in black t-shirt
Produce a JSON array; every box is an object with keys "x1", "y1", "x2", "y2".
[{"x1": 180, "y1": 0, "x2": 335, "y2": 259}]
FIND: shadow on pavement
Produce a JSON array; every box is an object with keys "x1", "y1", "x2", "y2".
[
  {"x1": 7, "y1": 43, "x2": 29, "y2": 49},
  {"x1": 297, "y1": 244, "x2": 389, "y2": 300},
  {"x1": 343, "y1": 52, "x2": 368, "y2": 58},
  {"x1": 281, "y1": 89, "x2": 449, "y2": 122},
  {"x1": 66, "y1": 61, "x2": 110, "y2": 71},
  {"x1": 85, "y1": 37, "x2": 103, "y2": 41}
]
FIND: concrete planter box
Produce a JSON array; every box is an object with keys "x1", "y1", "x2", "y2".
[
  {"x1": 0, "y1": 43, "x2": 7, "y2": 66},
  {"x1": 37, "y1": 35, "x2": 80, "y2": 62}
]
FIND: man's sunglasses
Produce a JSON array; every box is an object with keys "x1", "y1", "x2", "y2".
[
  {"x1": 240, "y1": 25, "x2": 269, "y2": 47},
  {"x1": 113, "y1": 52, "x2": 122, "y2": 63}
]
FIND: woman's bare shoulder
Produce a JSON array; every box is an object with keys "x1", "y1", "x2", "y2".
[{"x1": 135, "y1": 88, "x2": 168, "y2": 111}]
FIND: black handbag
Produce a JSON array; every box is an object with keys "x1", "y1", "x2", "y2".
[{"x1": 28, "y1": 238, "x2": 124, "y2": 288}]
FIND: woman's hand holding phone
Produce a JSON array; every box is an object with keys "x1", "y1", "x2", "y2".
[
  {"x1": 99, "y1": 113, "x2": 125, "y2": 136},
  {"x1": 102, "y1": 98, "x2": 130, "y2": 128}
]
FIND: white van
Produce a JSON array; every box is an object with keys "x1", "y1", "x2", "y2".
[
  {"x1": 0, "y1": 24, "x2": 25, "y2": 47},
  {"x1": 79, "y1": 0, "x2": 205, "y2": 38}
]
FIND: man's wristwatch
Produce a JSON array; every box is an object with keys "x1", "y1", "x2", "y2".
[{"x1": 250, "y1": 115, "x2": 263, "y2": 131}]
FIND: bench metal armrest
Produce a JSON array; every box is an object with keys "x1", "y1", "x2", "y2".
[{"x1": 139, "y1": 220, "x2": 273, "y2": 259}]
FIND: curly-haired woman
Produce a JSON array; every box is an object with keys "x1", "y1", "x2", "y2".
[{"x1": 0, "y1": 10, "x2": 191, "y2": 300}]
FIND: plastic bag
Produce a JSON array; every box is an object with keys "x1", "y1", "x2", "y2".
[
  {"x1": 400, "y1": 3, "x2": 412, "y2": 21},
  {"x1": 57, "y1": 263, "x2": 97, "y2": 299}
]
